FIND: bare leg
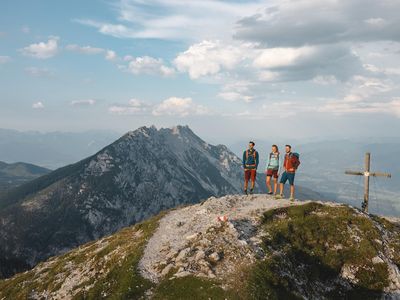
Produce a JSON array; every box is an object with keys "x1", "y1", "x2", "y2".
[
  {"x1": 279, "y1": 183, "x2": 284, "y2": 196},
  {"x1": 290, "y1": 185, "x2": 295, "y2": 199},
  {"x1": 266, "y1": 176, "x2": 272, "y2": 193},
  {"x1": 273, "y1": 178, "x2": 278, "y2": 195},
  {"x1": 251, "y1": 180, "x2": 255, "y2": 190}
]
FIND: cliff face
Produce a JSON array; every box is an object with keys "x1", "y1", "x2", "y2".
[{"x1": 1, "y1": 195, "x2": 399, "y2": 299}]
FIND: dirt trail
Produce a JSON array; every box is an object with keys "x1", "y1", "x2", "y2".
[{"x1": 138, "y1": 194, "x2": 316, "y2": 282}]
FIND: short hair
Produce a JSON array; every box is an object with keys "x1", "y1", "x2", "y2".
[
  {"x1": 272, "y1": 144, "x2": 279, "y2": 151},
  {"x1": 285, "y1": 144, "x2": 292, "y2": 149},
  {"x1": 249, "y1": 141, "x2": 255, "y2": 146}
]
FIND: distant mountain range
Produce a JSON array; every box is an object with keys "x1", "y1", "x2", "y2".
[
  {"x1": 0, "y1": 126, "x2": 252, "y2": 278},
  {"x1": 0, "y1": 161, "x2": 51, "y2": 192},
  {"x1": 0, "y1": 128, "x2": 120, "y2": 169}
]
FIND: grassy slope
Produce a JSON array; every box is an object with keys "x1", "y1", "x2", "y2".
[
  {"x1": 0, "y1": 211, "x2": 165, "y2": 299},
  {"x1": 237, "y1": 203, "x2": 400, "y2": 299}
]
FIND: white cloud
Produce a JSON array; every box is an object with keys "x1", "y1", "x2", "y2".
[
  {"x1": 109, "y1": 97, "x2": 210, "y2": 116},
  {"x1": 152, "y1": 97, "x2": 210, "y2": 116},
  {"x1": 318, "y1": 98, "x2": 400, "y2": 117},
  {"x1": 363, "y1": 63, "x2": 400, "y2": 76},
  {"x1": 70, "y1": 99, "x2": 96, "y2": 106},
  {"x1": 108, "y1": 99, "x2": 149, "y2": 115},
  {"x1": 66, "y1": 44, "x2": 119, "y2": 62},
  {"x1": 0, "y1": 56, "x2": 11, "y2": 64},
  {"x1": 66, "y1": 44, "x2": 105, "y2": 54},
  {"x1": 222, "y1": 93, "x2": 253, "y2": 103},
  {"x1": 20, "y1": 36, "x2": 59, "y2": 59},
  {"x1": 218, "y1": 80, "x2": 255, "y2": 102},
  {"x1": 123, "y1": 55, "x2": 134, "y2": 61},
  {"x1": 174, "y1": 40, "x2": 247, "y2": 79},
  {"x1": 258, "y1": 70, "x2": 280, "y2": 82},
  {"x1": 317, "y1": 75, "x2": 400, "y2": 117},
  {"x1": 74, "y1": 19, "x2": 138, "y2": 39},
  {"x1": 105, "y1": 50, "x2": 117, "y2": 61},
  {"x1": 25, "y1": 67, "x2": 54, "y2": 77},
  {"x1": 127, "y1": 56, "x2": 174, "y2": 77},
  {"x1": 253, "y1": 46, "x2": 316, "y2": 69},
  {"x1": 32, "y1": 101, "x2": 44, "y2": 109},
  {"x1": 74, "y1": 0, "x2": 263, "y2": 40}
]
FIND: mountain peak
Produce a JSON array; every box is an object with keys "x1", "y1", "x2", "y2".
[
  {"x1": 0, "y1": 124, "x2": 244, "y2": 279},
  {"x1": 124, "y1": 125, "x2": 193, "y2": 139}
]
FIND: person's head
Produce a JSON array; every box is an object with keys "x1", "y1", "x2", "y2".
[
  {"x1": 272, "y1": 144, "x2": 279, "y2": 153},
  {"x1": 248, "y1": 141, "x2": 255, "y2": 150},
  {"x1": 285, "y1": 144, "x2": 292, "y2": 153}
]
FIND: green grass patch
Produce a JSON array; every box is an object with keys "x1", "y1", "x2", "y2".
[{"x1": 152, "y1": 276, "x2": 239, "y2": 300}]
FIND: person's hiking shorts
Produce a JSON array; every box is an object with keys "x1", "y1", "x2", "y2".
[
  {"x1": 266, "y1": 169, "x2": 279, "y2": 178},
  {"x1": 280, "y1": 171, "x2": 295, "y2": 185},
  {"x1": 244, "y1": 169, "x2": 257, "y2": 182}
]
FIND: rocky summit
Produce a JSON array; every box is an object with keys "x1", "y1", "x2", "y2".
[
  {"x1": 0, "y1": 125, "x2": 244, "y2": 279},
  {"x1": 1, "y1": 195, "x2": 399, "y2": 299}
]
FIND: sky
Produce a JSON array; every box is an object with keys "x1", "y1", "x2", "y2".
[{"x1": 1, "y1": 0, "x2": 400, "y2": 143}]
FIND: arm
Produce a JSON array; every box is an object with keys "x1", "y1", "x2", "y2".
[
  {"x1": 256, "y1": 151, "x2": 259, "y2": 169},
  {"x1": 282, "y1": 155, "x2": 287, "y2": 172},
  {"x1": 242, "y1": 151, "x2": 246, "y2": 168},
  {"x1": 278, "y1": 154, "x2": 281, "y2": 174}
]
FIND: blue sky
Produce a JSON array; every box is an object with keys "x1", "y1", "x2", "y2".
[{"x1": 1, "y1": 0, "x2": 400, "y2": 143}]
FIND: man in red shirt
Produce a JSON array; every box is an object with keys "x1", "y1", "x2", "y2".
[{"x1": 275, "y1": 145, "x2": 300, "y2": 201}]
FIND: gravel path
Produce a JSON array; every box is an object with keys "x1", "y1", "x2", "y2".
[{"x1": 138, "y1": 194, "x2": 312, "y2": 282}]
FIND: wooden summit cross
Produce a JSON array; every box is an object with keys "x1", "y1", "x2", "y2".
[{"x1": 345, "y1": 152, "x2": 391, "y2": 213}]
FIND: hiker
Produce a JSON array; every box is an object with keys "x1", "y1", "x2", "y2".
[
  {"x1": 275, "y1": 145, "x2": 300, "y2": 201},
  {"x1": 242, "y1": 141, "x2": 259, "y2": 195},
  {"x1": 265, "y1": 145, "x2": 280, "y2": 195}
]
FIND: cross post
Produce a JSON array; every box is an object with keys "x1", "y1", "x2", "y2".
[{"x1": 345, "y1": 152, "x2": 391, "y2": 212}]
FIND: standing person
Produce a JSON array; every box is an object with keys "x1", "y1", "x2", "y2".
[
  {"x1": 265, "y1": 145, "x2": 280, "y2": 195},
  {"x1": 242, "y1": 141, "x2": 259, "y2": 195},
  {"x1": 275, "y1": 145, "x2": 300, "y2": 201}
]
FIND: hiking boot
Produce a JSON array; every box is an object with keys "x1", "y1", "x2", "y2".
[
  {"x1": 275, "y1": 194, "x2": 283, "y2": 199},
  {"x1": 244, "y1": 189, "x2": 248, "y2": 195},
  {"x1": 250, "y1": 188, "x2": 254, "y2": 195},
  {"x1": 289, "y1": 196, "x2": 295, "y2": 202},
  {"x1": 267, "y1": 191, "x2": 273, "y2": 195}
]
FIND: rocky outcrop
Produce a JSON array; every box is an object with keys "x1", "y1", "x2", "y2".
[{"x1": 139, "y1": 194, "x2": 306, "y2": 283}]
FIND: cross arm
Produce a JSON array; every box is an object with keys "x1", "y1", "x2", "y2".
[
  {"x1": 370, "y1": 172, "x2": 392, "y2": 178},
  {"x1": 345, "y1": 170, "x2": 364, "y2": 176}
]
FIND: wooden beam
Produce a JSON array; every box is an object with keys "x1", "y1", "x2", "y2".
[
  {"x1": 364, "y1": 153, "x2": 370, "y2": 212},
  {"x1": 344, "y1": 152, "x2": 391, "y2": 213},
  {"x1": 345, "y1": 171, "x2": 364, "y2": 176},
  {"x1": 370, "y1": 172, "x2": 392, "y2": 178}
]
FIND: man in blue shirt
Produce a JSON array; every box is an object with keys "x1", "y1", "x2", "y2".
[{"x1": 242, "y1": 141, "x2": 259, "y2": 195}]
